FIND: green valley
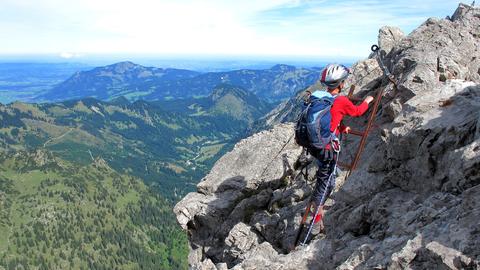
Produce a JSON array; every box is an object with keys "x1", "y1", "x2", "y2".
[{"x1": 0, "y1": 84, "x2": 273, "y2": 200}]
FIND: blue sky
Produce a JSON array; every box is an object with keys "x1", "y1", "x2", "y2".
[{"x1": 0, "y1": 0, "x2": 464, "y2": 60}]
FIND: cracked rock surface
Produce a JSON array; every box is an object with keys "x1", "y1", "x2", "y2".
[{"x1": 175, "y1": 4, "x2": 480, "y2": 270}]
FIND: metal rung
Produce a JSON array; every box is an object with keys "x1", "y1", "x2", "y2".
[
  {"x1": 349, "y1": 129, "x2": 365, "y2": 136},
  {"x1": 345, "y1": 87, "x2": 386, "y2": 177},
  {"x1": 337, "y1": 161, "x2": 352, "y2": 169}
]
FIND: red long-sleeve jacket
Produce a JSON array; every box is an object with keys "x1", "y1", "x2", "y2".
[{"x1": 330, "y1": 96, "x2": 369, "y2": 135}]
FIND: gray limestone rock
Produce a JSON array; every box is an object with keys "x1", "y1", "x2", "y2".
[
  {"x1": 224, "y1": 223, "x2": 261, "y2": 263},
  {"x1": 175, "y1": 4, "x2": 480, "y2": 270},
  {"x1": 378, "y1": 26, "x2": 405, "y2": 55}
]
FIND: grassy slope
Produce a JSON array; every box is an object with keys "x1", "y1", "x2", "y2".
[{"x1": 0, "y1": 152, "x2": 188, "y2": 270}]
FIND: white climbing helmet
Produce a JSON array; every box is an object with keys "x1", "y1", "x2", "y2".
[{"x1": 320, "y1": 64, "x2": 351, "y2": 89}]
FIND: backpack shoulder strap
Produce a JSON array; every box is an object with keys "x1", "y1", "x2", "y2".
[{"x1": 296, "y1": 102, "x2": 312, "y2": 122}]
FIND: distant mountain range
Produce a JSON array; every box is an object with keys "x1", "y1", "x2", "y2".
[
  {"x1": 0, "y1": 84, "x2": 272, "y2": 199},
  {"x1": 39, "y1": 62, "x2": 321, "y2": 102},
  {"x1": 37, "y1": 62, "x2": 199, "y2": 102}
]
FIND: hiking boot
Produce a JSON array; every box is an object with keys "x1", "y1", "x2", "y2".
[
  {"x1": 310, "y1": 220, "x2": 325, "y2": 236},
  {"x1": 309, "y1": 204, "x2": 325, "y2": 236}
]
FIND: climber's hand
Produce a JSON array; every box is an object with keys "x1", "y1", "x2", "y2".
[
  {"x1": 344, "y1": 126, "x2": 351, "y2": 134},
  {"x1": 364, "y1": 96, "x2": 374, "y2": 104}
]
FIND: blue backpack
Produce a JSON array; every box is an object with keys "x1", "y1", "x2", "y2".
[{"x1": 295, "y1": 91, "x2": 336, "y2": 150}]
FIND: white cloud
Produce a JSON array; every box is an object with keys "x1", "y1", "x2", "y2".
[
  {"x1": 59, "y1": 52, "x2": 82, "y2": 59},
  {"x1": 0, "y1": 0, "x2": 464, "y2": 58}
]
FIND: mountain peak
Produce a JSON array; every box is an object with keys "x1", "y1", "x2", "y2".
[
  {"x1": 271, "y1": 64, "x2": 296, "y2": 71},
  {"x1": 109, "y1": 96, "x2": 131, "y2": 106},
  {"x1": 210, "y1": 84, "x2": 249, "y2": 102},
  {"x1": 207, "y1": 83, "x2": 272, "y2": 124},
  {"x1": 106, "y1": 61, "x2": 141, "y2": 73}
]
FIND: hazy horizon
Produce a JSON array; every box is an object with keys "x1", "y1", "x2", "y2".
[
  {"x1": 0, "y1": 53, "x2": 357, "y2": 72},
  {"x1": 0, "y1": 56, "x2": 334, "y2": 104}
]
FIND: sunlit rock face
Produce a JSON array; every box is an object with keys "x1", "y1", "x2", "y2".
[{"x1": 175, "y1": 4, "x2": 480, "y2": 269}]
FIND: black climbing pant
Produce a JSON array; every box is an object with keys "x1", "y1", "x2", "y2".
[{"x1": 310, "y1": 151, "x2": 336, "y2": 206}]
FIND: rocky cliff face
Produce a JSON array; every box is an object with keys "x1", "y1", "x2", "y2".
[{"x1": 175, "y1": 4, "x2": 480, "y2": 269}]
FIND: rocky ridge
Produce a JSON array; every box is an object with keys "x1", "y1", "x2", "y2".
[{"x1": 175, "y1": 4, "x2": 480, "y2": 269}]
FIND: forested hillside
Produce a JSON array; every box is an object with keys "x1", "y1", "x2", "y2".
[
  {"x1": 0, "y1": 150, "x2": 188, "y2": 269},
  {"x1": 155, "y1": 84, "x2": 274, "y2": 126}
]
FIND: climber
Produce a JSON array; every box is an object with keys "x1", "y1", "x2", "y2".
[{"x1": 308, "y1": 64, "x2": 374, "y2": 231}]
